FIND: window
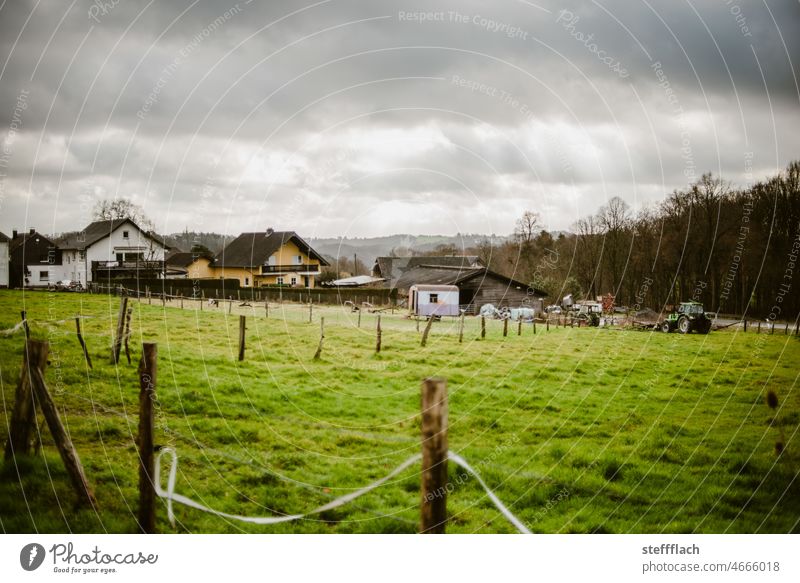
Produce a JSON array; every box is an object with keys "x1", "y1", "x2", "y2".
[
  {"x1": 290, "y1": 276, "x2": 297, "y2": 286},
  {"x1": 39, "y1": 271, "x2": 49, "y2": 282},
  {"x1": 429, "y1": 293, "x2": 439, "y2": 304},
  {"x1": 116, "y1": 253, "x2": 124, "y2": 263},
  {"x1": 296, "y1": 255, "x2": 302, "y2": 265},
  {"x1": 245, "y1": 277, "x2": 249, "y2": 286},
  {"x1": 276, "y1": 276, "x2": 284, "y2": 285},
  {"x1": 123, "y1": 230, "x2": 129, "y2": 239}
]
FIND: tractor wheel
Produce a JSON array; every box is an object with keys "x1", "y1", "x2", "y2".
[
  {"x1": 660, "y1": 321, "x2": 671, "y2": 333},
  {"x1": 678, "y1": 316, "x2": 692, "y2": 334}
]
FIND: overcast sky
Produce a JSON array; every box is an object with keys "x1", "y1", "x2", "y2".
[{"x1": 0, "y1": 0, "x2": 798, "y2": 239}]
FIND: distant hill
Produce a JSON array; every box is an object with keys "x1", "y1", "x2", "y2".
[
  {"x1": 307, "y1": 234, "x2": 510, "y2": 265},
  {"x1": 162, "y1": 231, "x2": 516, "y2": 265}
]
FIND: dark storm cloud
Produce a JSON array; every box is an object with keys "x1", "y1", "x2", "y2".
[{"x1": 0, "y1": 0, "x2": 797, "y2": 237}]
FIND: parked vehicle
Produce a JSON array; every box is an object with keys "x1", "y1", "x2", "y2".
[
  {"x1": 52, "y1": 279, "x2": 83, "y2": 292},
  {"x1": 545, "y1": 305, "x2": 562, "y2": 315},
  {"x1": 572, "y1": 301, "x2": 602, "y2": 326},
  {"x1": 659, "y1": 301, "x2": 712, "y2": 334}
]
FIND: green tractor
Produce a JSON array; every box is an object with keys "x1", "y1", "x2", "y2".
[{"x1": 659, "y1": 301, "x2": 712, "y2": 334}]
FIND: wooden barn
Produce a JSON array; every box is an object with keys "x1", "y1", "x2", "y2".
[{"x1": 391, "y1": 263, "x2": 546, "y2": 315}]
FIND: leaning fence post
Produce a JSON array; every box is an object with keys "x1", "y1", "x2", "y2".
[
  {"x1": 4, "y1": 339, "x2": 48, "y2": 460},
  {"x1": 111, "y1": 295, "x2": 129, "y2": 364},
  {"x1": 75, "y1": 317, "x2": 92, "y2": 369},
  {"x1": 375, "y1": 315, "x2": 382, "y2": 354},
  {"x1": 28, "y1": 340, "x2": 97, "y2": 508},
  {"x1": 137, "y1": 343, "x2": 157, "y2": 533},
  {"x1": 238, "y1": 315, "x2": 246, "y2": 361},
  {"x1": 313, "y1": 317, "x2": 324, "y2": 360},
  {"x1": 421, "y1": 316, "x2": 435, "y2": 347},
  {"x1": 420, "y1": 377, "x2": 448, "y2": 534}
]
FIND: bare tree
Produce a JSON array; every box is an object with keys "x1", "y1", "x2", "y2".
[
  {"x1": 514, "y1": 210, "x2": 540, "y2": 245},
  {"x1": 93, "y1": 198, "x2": 154, "y2": 231}
]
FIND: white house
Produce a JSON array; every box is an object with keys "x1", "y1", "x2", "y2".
[
  {"x1": 57, "y1": 219, "x2": 169, "y2": 284},
  {"x1": 0, "y1": 231, "x2": 9, "y2": 287}
]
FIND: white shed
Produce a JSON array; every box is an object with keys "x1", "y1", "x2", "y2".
[{"x1": 409, "y1": 284, "x2": 460, "y2": 317}]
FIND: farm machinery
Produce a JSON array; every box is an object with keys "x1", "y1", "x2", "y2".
[{"x1": 658, "y1": 301, "x2": 712, "y2": 334}]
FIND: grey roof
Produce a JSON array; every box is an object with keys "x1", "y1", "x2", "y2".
[
  {"x1": 165, "y1": 251, "x2": 197, "y2": 267},
  {"x1": 0, "y1": 231, "x2": 9, "y2": 243},
  {"x1": 56, "y1": 218, "x2": 170, "y2": 251},
  {"x1": 214, "y1": 231, "x2": 329, "y2": 268},
  {"x1": 394, "y1": 265, "x2": 547, "y2": 297},
  {"x1": 373, "y1": 255, "x2": 482, "y2": 288}
]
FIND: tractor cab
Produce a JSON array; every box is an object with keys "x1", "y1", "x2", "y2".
[{"x1": 660, "y1": 301, "x2": 712, "y2": 334}]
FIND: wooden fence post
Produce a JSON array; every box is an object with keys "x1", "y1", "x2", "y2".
[
  {"x1": 4, "y1": 340, "x2": 48, "y2": 459},
  {"x1": 76, "y1": 317, "x2": 93, "y2": 369},
  {"x1": 533, "y1": 320, "x2": 537, "y2": 334},
  {"x1": 137, "y1": 343, "x2": 157, "y2": 533},
  {"x1": 421, "y1": 316, "x2": 434, "y2": 347},
  {"x1": 375, "y1": 315, "x2": 382, "y2": 354},
  {"x1": 20, "y1": 310, "x2": 30, "y2": 339},
  {"x1": 518, "y1": 317, "x2": 522, "y2": 336},
  {"x1": 546, "y1": 318, "x2": 550, "y2": 332},
  {"x1": 309, "y1": 301, "x2": 313, "y2": 323},
  {"x1": 238, "y1": 315, "x2": 246, "y2": 361},
  {"x1": 743, "y1": 319, "x2": 747, "y2": 332},
  {"x1": 357, "y1": 309, "x2": 361, "y2": 328},
  {"x1": 228, "y1": 298, "x2": 233, "y2": 315},
  {"x1": 503, "y1": 318, "x2": 508, "y2": 337},
  {"x1": 111, "y1": 296, "x2": 129, "y2": 364},
  {"x1": 481, "y1": 316, "x2": 486, "y2": 339},
  {"x1": 265, "y1": 301, "x2": 269, "y2": 318},
  {"x1": 758, "y1": 321, "x2": 761, "y2": 334},
  {"x1": 28, "y1": 341, "x2": 96, "y2": 508},
  {"x1": 313, "y1": 317, "x2": 324, "y2": 360},
  {"x1": 420, "y1": 377, "x2": 448, "y2": 534},
  {"x1": 124, "y1": 307, "x2": 133, "y2": 365},
  {"x1": 458, "y1": 312, "x2": 465, "y2": 343}
]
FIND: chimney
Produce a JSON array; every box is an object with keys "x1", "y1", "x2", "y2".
[
  {"x1": 29, "y1": 228, "x2": 35, "y2": 235},
  {"x1": 12, "y1": 229, "x2": 18, "y2": 238},
  {"x1": 266, "y1": 227, "x2": 274, "y2": 235}
]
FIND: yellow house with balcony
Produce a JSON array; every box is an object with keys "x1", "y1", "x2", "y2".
[{"x1": 190, "y1": 229, "x2": 328, "y2": 288}]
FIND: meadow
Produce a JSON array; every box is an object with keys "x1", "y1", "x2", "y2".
[{"x1": 0, "y1": 289, "x2": 798, "y2": 534}]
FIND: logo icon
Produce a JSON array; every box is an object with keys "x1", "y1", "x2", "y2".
[{"x1": 20, "y1": 543, "x2": 46, "y2": 571}]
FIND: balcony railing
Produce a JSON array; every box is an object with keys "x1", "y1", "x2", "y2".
[
  {"x1": 92, "y1": 260, "x2": 165, "y2": 271},
  {"x1": 262, "y1": 264, "x2": 320, "y2": 273}
]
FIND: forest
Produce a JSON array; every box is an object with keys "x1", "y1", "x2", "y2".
[{"x1": 422, "y1": 161, "x2": 800, "y2": 319}]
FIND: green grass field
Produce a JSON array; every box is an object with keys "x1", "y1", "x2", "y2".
[{"x1": 0, "y1": 289, "x2": 798, "y2": 534}]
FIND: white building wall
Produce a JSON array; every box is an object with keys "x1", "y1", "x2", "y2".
[
  {"x1": 0, "y1": 242, "x2": 8, "y2": 287},
  {"x1": 62, "y1": 249, "x2": 87, "y2": 285}
]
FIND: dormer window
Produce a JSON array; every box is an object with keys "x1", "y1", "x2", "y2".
[{"x1": 123, "y1": 230, "x2": 129, "y2": 239}]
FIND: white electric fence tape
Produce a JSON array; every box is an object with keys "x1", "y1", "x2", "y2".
[
  {"x1": 447, "y1": 451, "x2": 532, "y2": 534},
  {"x1": 155, "y1": 447, "x2": 531, "y2": 533},
  {"x1": 0, "y1": 320, "x2": 27, "y2": 336},
  {"x1": 155, "y1": 447, "x2": 422, "y2": 526}
]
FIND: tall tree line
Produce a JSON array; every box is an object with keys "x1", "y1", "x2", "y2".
[{"x1": 470, "y1": 161, "x2": 800, "y2": 319}]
